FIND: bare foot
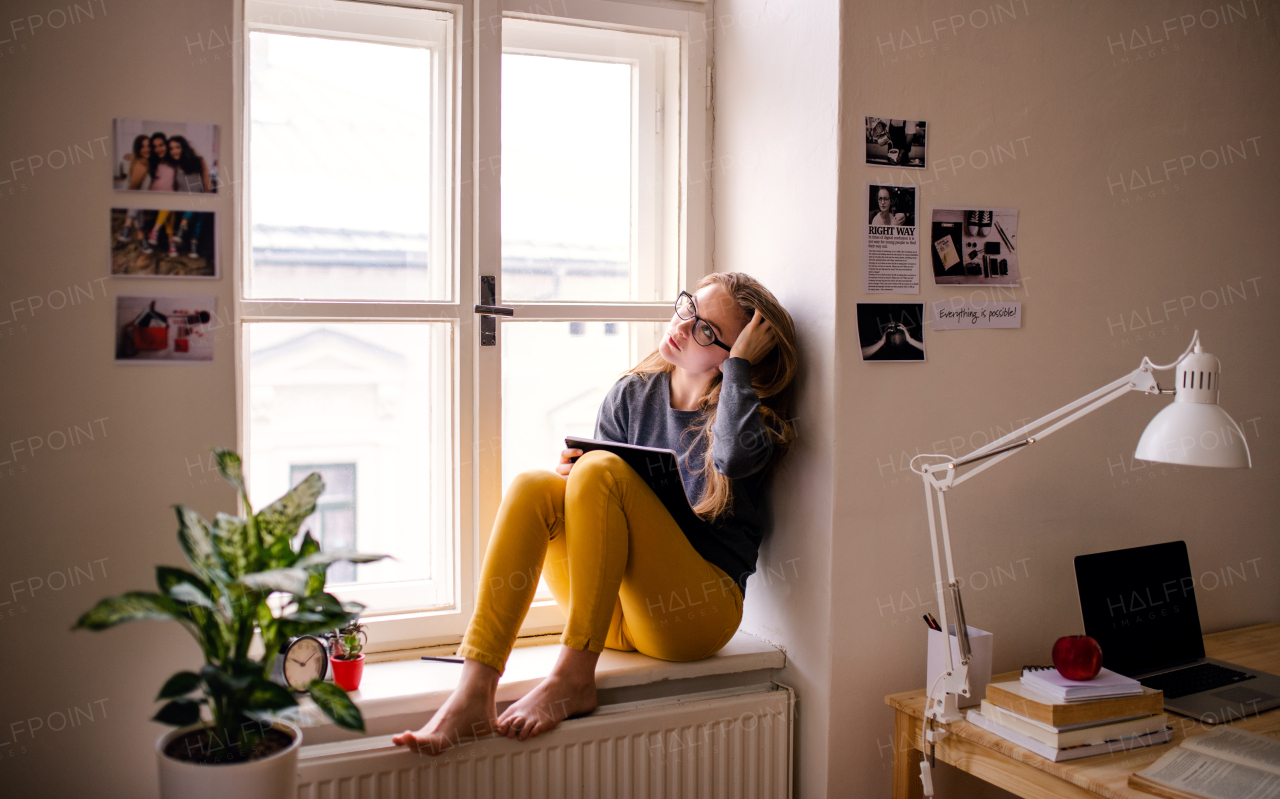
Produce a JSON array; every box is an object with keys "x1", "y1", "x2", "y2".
[
  {"x1": 495, "y1": 672, "x2": 597, "y2": 741},
  {"x1": 392, "y1": 665, "x2": 499, "y2": 756}
]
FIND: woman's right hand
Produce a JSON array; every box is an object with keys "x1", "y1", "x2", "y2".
[{"x1": 556, "y1": 448, "x2": 583, "y2": 477}]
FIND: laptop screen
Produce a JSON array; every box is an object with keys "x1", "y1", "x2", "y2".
[{"x1": 1074, "y1": 541, "x2": 1206, "y2": 676}]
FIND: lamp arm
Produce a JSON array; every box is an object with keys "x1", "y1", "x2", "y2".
[
  {"x1": 912, "y1": 361, "x2": 1163, "y2": 487},
  {"x1": 943, "y1": 330, "x2": 1199, "y2": 472}
]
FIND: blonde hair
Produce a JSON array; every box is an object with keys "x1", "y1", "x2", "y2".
[{"x1": 628, "y1": 273, "x2": 798, "y2": 521}]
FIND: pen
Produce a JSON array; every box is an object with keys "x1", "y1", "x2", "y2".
[
  {"x1": 421, "y1": 656, "x2": 466, "y2": 663},
  {"x1": 994, "y1": 220, "x2": 1015, "y2": 252},
  {"x1": 926, "y1": 613, "x2": 941, "y2": 631}
]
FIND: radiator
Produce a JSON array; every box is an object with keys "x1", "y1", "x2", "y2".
[{"x1": 297, "y1": 682, "x2": 793, "y2": 799}]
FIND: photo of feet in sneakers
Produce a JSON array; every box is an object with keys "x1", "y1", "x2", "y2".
[
  {"x1": 111, "y1": 208, "x2": 217, "y2": 277},
  {"x1": 928, "y1": 207, "x2": 1019, "y2": 286},
  {"x1": 865, "y1": 117, "x2": 927, "y2": 169}
]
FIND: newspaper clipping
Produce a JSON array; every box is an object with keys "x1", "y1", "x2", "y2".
[{"x1": 866, "y1": 183, "x2": 919, "y2": 294}]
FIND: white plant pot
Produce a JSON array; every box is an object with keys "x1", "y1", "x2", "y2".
[{"x1": 156, "y1": 720, "x2": 301, "y2": 799}]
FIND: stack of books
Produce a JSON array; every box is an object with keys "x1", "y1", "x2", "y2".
[{"x1": 966, "y1": 667, "x2": 1170, "y2": 762}]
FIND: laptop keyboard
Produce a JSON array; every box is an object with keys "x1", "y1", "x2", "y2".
[{"x1": 1141, "y1": 663, "x2": 1255, "y2": 699}]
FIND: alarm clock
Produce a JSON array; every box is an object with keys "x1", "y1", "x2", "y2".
[{"x1": 281, "y1": 635, "x2": 329, "y2": 692}]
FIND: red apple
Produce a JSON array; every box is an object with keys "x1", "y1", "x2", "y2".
[{"x1": 1052, "y1": 635, "x2": 1103, "y2": 681}]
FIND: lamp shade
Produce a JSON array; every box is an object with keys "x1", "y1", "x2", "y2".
[{"x1": 1134, "y1": 341, "x2": 1252, "y2": 468}]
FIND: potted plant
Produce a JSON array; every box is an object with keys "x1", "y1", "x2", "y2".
[
  {"x1": 74, "y1": 450, "x2": 386, "y2": 799},
  {"x1": 328, "y1": 618, "x2": 367, "y2": 691}
]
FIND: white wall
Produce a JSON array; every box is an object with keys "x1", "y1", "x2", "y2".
[
  {"x1": 0, "y1": 2, "x2": 238, "y2": 796},
  {"x1": 831, "y1": 2, "x2": 1279, "y2": 796},
  {"x1": 709, "y1": 1, "x2": 842, "y2": 796}
]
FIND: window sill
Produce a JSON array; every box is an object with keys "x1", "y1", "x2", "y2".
[{"x1": 295, "y1": 631, "x2": 785, "y2": 745}]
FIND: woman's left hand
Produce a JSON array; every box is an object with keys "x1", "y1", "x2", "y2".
[{"x1": 725, "y1": 309, "x2": 776, "y2": 369}]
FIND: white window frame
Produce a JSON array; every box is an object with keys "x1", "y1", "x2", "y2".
[{"x1": 233, "y1": 0, "x2": 710, "y2": 655}]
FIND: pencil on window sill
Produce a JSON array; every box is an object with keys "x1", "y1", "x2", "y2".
[{"x1": 421, "y1": 655, "x2": 465, "y2": 663}]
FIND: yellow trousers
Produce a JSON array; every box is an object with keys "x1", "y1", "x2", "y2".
[{"x1": 458, "y1": 451, "x2": 744, "y2": 675}]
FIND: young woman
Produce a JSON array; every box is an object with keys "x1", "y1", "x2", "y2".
[
  {"x1": 167, "y1": 135, "x2": 213, "y2": 193},
  {"x1": 123, "y1": 135, "x2": 153, "y2": 191},
  {"x1": 393, "y1": 272, "x2": 797, "y2": 754},
  {"x1": 147, "y1": 132, "x2": 176, "y2": 192},
  {"x1": 870, "y1": 187, "x2": 907, "y2": 226}
]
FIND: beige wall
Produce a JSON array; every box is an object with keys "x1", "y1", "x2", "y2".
[
  {"x1": 0, "y1": 2, "x2": 238, "y2": 796},
  {"x1": 2, "y1": 0, "x2": 1276, "y2": 796},
  {"x1": 830, "y1": 1, "x2": 1279, "y2": 796}
]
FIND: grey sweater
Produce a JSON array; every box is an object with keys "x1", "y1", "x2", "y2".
[{"x1": 594, "y1": 358, "x2": 773, "y2": 593}]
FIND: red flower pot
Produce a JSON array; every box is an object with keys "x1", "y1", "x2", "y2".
[{"x1": 330, "y1": 654, "x2": 364, "y2": 691}]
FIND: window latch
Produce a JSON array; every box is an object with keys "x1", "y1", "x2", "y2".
[{"x1": 475, "y1": 276, "x2": 513, "y2": 346}]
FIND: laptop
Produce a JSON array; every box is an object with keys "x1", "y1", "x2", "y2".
[{"x1": 1075, "y1": 541, "x2": 1280, "y2": 724}]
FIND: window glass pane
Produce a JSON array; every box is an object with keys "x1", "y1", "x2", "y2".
[
  {"x1": 501, "y1": 54, "x2": 632, "y2": 302},
  {"x1": 501, "y1": 321, "x2": 661, "y2": 490},
  {"x1": 248, "y1": 31, "x2": 448, "y2": 300},
  {"x1": 247, "y1": 322, "x2": 452, "y2": 614}
]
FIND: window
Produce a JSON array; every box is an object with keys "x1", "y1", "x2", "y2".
[{"x1": 238, "y1": 0, "x2": 709, "y2": 653}]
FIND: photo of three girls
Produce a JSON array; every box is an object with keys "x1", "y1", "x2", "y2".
[{"x1": 112, "y1": 119, "x2": 218, "y2": 194}]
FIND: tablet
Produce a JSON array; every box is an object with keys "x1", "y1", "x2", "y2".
[{"x1": 565, "y1": 436, "x2": 702, "y2": 530}]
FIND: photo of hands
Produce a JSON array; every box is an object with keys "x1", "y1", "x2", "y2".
[
  {"x1": 857, "y1": 303, "x2": 926, "y2": 362},
  {"x1": 929, "y1": 207, "x2": 1020, "y2": 286}
]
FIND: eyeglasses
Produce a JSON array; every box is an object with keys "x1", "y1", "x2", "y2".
[{"x1": 674, "y1": 291, "x2": 732, "y2": 351}]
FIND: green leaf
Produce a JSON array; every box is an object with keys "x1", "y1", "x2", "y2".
[
  {"x1": 74, "y1": 592, "x2": 185, "y2": 631},
  {"x1": 213, "y1": 449, "x2": 246, "y2": 494},
  {"x1": 255, "y1": 473, "x2": 324, "y2": 555},
  {"x1": 293, "y1": 593, "x2": 346, "y2": 615},
  {"x1": 297, "y1": 531, "x2": 321, "y2": 561},
  {"x1": 153, "y1": 698, "x2": 202, "y2": 727},
  {"x1": 245, "y1": 678, "x2": 298, "y2": 712},
  {"x1": 295, "y1": 549, "x2": 391, "y2": 569},
  {"x1": 307, "y1": 681, "x2": 365, "y2": 733},
  {"x1": 280, "y1": 612, "x2": 354, "y2": 641},
  {"x1": 211, "y1": 513, "x2": 253, "y2": 578},
  {"x1": 170, "y1": 583, "x2": 214, "y2": 609},
  {"x1": 157, "y1": 671, "x2": 202, "y2": 700},
  {"x1": 156, "y1": 566, "x2": 211, "y2": 599},
  {"x1": 239, "y1": 567, "x2": 308, "y2": 596},
  {"x1": 176, "y1": 505, "x2": 227, "y2": 584},
  {"x1": 200, "y1": 663, "x2": 253, "y2": 694}
]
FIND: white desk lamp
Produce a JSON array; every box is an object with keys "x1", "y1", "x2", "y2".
[{"x1": 910, "y1": 331, "x2": 1251, "y2": 796}]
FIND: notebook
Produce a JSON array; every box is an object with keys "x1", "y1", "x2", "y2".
[
  {"x1": 564, "y1": 437, "x2": 704, "y2": 532},
  {"x1": 1021, "y1": 666, "x2": 1144, "y2": 702}
]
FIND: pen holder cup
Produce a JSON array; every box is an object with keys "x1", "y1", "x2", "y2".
[{"x1": 926, "y1": 625, "x2": 993, "y2": 709}]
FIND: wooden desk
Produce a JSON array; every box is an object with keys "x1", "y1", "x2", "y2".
[{"x1": 885, "y1": 623, "x2": 1280, "y2": 799}]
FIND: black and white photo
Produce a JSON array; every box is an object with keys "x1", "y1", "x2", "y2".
[
  {"x1": 866, "y1": 183, "x2": 919, "y2": 294},
  {"x1": 865, "y1": 117, "x2": 927, "y2": 169},
  {"x1": 857, "y1": 302, "x2": 926, "y2": 362},
  {"x1": 929, "y1": 207, "x2": 1020, "y2": 286},
  {"x1": 868, "y1": 184, "x2": 917, "y2": 227},
  {"x1": 112, "y1": 118, "x2": 219, "y2": 193}
]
